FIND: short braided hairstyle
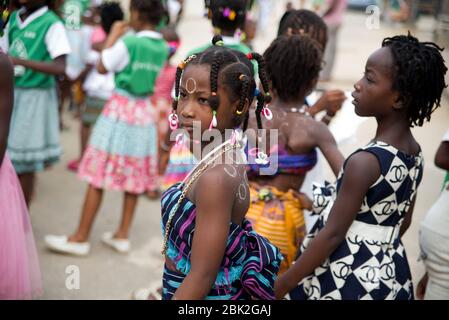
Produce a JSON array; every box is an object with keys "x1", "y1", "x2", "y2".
[
  {"x1": 277, "y1": 9, "x2": 328, "y2": 50},
  {"x1": 264, "y1": 34, "x2": 323, "y2": 103},
  {"x1": 382, "y1": 33, "x2": 448, "y2": 127}
]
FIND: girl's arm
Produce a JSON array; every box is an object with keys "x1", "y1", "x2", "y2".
[
  {"x1": 309, "y1": 119, "x2": 345, "y2": 176},
  {"x1": 308, "y1": 89, "x2": 346, "y2": 121},
  {"x1": 274, "y1": 151, "x2": 381, "y2": 299},
  {"x1": 172, "y1": 166, "x2": 236, "y2": 299},
  {"x1": 97, "y1": 21, "x2": 129, "y2": 74},
  {"x1": 158, "y1": 129, "x2": 173, "y2": 176},
  {"x1": 399, "y1": 195, "x2": 416, "y2": 237},
  {"x1": 0, "y1": 52, "x2": 14, "y2": 167},
  {"x1": 10, "y1": 55, "x2": 66, "y2": 75}
]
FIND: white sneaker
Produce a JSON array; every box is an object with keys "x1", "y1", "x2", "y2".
[
  {"x1": 101, "y1": 232, "x2": 130, "y2": 253},
  {"x1": 44, "y1": 235, "x2": 90, "y2": 256}
]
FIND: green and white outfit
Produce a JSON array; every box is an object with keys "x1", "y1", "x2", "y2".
[
  {"x1": 61, "y1": 0, "x2": 91, "y2": 79},
  {"x1": 5, "y1": 6, "x2": 71, "y2": 173},
  {"x1": 77, "y1": 30, "x2": 169, "y2": 194}
]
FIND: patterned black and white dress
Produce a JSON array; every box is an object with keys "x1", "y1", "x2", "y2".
[{"x1": 289, "y1": 141, "x2": 423, "y2": 300}]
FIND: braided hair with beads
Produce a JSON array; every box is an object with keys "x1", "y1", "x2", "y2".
[
  {"x1": 171, "y1": 35, "x2": 271, "y2": 144},
  {"x1": 206, "y1": 0, "x2": 248, "y2": 34}
]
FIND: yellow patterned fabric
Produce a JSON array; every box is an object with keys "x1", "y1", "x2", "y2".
[{"x1": 246, "y1": 185, "x2": 306, "y2": 275}]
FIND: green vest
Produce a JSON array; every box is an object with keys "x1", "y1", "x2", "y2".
[
  {"x1": 114, "y1": 34, "x2": 168, "y2": 97},
  {"x1": 61, "y1": 0, "x2": 90, "y2": 30},
  {"x1": 8, "y1": 10, "x2": 60, "y2": 88}
]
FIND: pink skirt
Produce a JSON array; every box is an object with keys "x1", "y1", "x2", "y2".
[
  {"x1": 0, "y1": 154, "x2": 42, "y2": 299},
  {"x1": 78, "y1": 92, "x2": 159, "y2": 194}
]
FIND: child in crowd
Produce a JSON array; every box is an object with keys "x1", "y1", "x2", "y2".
[
  {"x1": 275, "y1": 33, "x2": 447, "y2": 300},
  {"x1": 152, "y1": 26, "x2": 196, "y2": 196},
  {"x1": 417, "y1": 129, "x2": 449, "y2": 300},
  {"x1": 58, "y1": 0, "x2": 92, "y2": 129},
  {"x1": 159, "y1": 0, "x2": 253, "y2": 196},
  {"x1": 0, "y1": 23, "x2": 42, "y2": 298},
  {"x1": 276, "y1": 8, "x2": 346, "y2": 232},
  {"x1": 2, "y1": 0, "x2": 71, "y2": 206},
  {"x1": 67, "y1": 1, "x2": 124, "y2": 172},
  {"x1": 277, "y1": 9, "x2": 345, "y2": 125},
  {"x1": 45, "y1": 0, "x2": 169, "y2": 255},
  {"x1": 160, "y1": 36, "x2": 282, "y2": 299},
  {"x1": 246, "y1": 34, "x2": 344, "y2": 274}
]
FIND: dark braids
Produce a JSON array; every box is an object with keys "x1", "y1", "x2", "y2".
[
  {"x1": 237, "y1": 74, "x2": 249, "y2": 113},
  {"x1": 247, "y1": 52, "x2": 272, "y2": 105},
  {"x1": 171, "y1": 65, "x2": 184, "y2": 111},
  {"x1": 208, "y1": 44, "x2": 224, "y2": 110},
  {"x1": 254, "y1": 91, "x2": 265, "y2": 132},
  {"x1": 382, "y1": 33, "x2": 448, "y2": 127},
  {"x1": 264, "y1": 35, "x2": 322, "y2": 103},
  {"x1": 277, "y1": 9, "x2": 328, "y2": 50}
]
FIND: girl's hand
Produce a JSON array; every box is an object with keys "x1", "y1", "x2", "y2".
[
  {"x1": 416, "y1": 273, "x2": 428, "y2": 300},
  {"x1": 321, "y1": 89, "x2": 345, "y2": 115},
  {"x1": 101, "y1": 21, "x2": 130, "y2": 52},
  {"x1": 293, "y1": 190, "x2": 312, "y2": 211},
  {"x1": 274, "y1": 274, "x2": 293, "y2": 300},
  {"x1": 9, "y1": 56, "x2": 21, "y2": 66}
]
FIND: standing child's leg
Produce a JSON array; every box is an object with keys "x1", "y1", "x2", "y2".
[
  {"x1": 115, "y1": 192, "x2": 138, "y2": 239},
  {"x1": 69, "y1": 184, "x2": 104, "y2": 242},
  {"x1": 18, "y1": 172, "x2": 35, "y2": 208},
  {"x1": 80, "y1": 123, "x2": 91, "y2": 157}
]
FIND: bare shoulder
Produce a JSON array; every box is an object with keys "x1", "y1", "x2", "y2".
[
  {"x1": 196, "y1": 163, "x2": 243, "y2": 192},
  {"x1": 343, "y1": 150, "x2": 381, "y2": 185}
]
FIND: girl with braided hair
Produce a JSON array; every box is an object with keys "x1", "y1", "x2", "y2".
[
  {"x1": 158, "y1": 0, "x2": 254, "y2": 202},
  {"x1": 276, "y1": 8, "x2": 346, "y2": 234},
  {"x1": 160, "y1": 35, "x2": 282, "y2": 300},
  {"x1": 245, "y1": 34, "x2": 344, "y2": 275},
  {"x1": 276, "y1": 33, "x2": 447, "y2": 300}
]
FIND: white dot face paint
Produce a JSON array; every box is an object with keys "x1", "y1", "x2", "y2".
[
  {"x1": 224, "y1": 165, "x2": 238, "y2": 178},
  {"x1": 186, "y1": 78, "x2": 197, "y2": 94},
  {"x1": 238, "y1": 183, "x2": 247, "y2": 201}
]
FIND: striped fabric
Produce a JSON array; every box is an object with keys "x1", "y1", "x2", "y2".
[
  {"x1": 246, "y1": 145, "x2": 318, "y2": 176},
  {"x1": 161, "y1": 182, "x2": 283, "y2": 300},
  {"x1": 246, "y1": 186, "x2": 306, "y2": 275}
]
